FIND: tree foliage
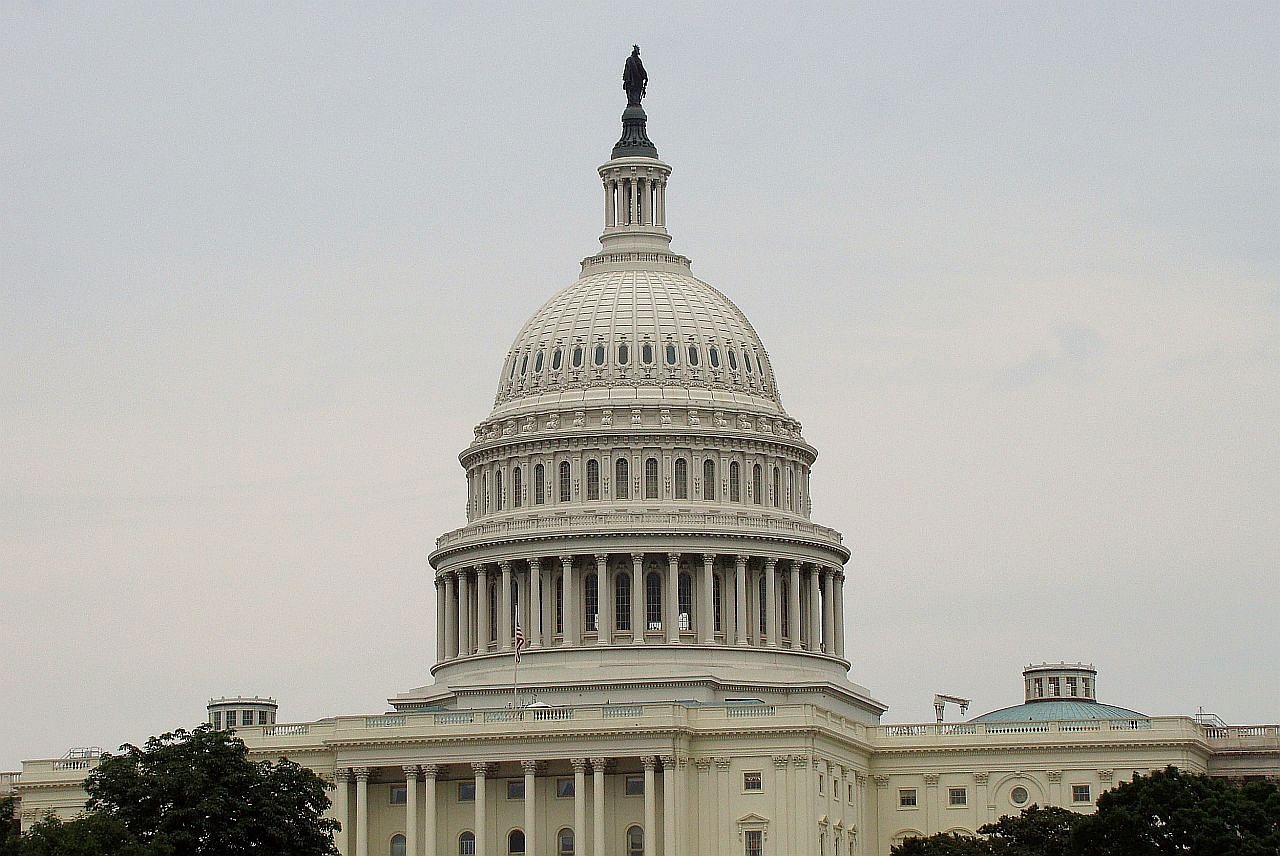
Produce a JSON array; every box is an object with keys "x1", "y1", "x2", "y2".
[
  {"x1": 981, "y1": 804, "x2": 1080, "y2": 856},
  {"x1": 890, "y1": 831, "x2": 989, "y2": 855},
  {"x1": 0, "y1": 797, "x2": 20, "y2": 856},
  {"x1": 15, "y1": 813, "x2": 156, "y2": 856}
]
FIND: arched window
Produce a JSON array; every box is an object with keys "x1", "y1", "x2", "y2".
[
  {"x1": 552, "y1": 348, "x2": 563, "y2": 371},
  {"x1": 489, "y1": 583, "x2": 498, "y2": 642},
  {"x1": 586, "y1": 459, "x2": 600, "y2": 500},
  {"x1": 513, "y1": 466, "x2": 522, "y2": 508},
  {"x1": 627, "y1": 826, "x2": 644, "y2": 856},
  {"x1": 644, "y1": 458, "x2": 658, "y2": 499},
  {"x1": 758, "y1": 574, "x2": 768, "y2": 636},
  {"x1": 645, "y1": 572, "x2": 662, "y2": 629},
  {"x1": 772, "y1": 467, "x2": 781, "y2": 507},
  {"x1": 618, "y1": 343, "x2": 629, "y2": 365},
  {"x1": 585, "y1": 573, "x2": 599, "y2": 632},
  {"x1": 752, "y1": 464, "x2": 763, "y2": 505},
  {"x1": 534, "y1": 464, "x2": 546, "y2": 505},
  {"x1": 687, "y1": 344, "x2": 700, "y2": 366},
  {"x1": 674, "y1": 458, "x2": 688, "y2": 499},
  {"x1": 641, "y1": 342, "x2": 654, "y2": 365},
  {"x1": 558, "y1": 828, "x2": 575, "y2": 855},
  {"x1": 729, "y1": 461, "x2": 740, "y2": 502},
  {"x1": 391, "y1": 834, "x2": 407, "y2": 856},
  {"x1": 593, "y1": 344, "x2": 606, "y2": 366},
  {"x1": 728, "y1": 349, "x2": 738, "y2": 371},
  {"x1": 520, "y1": 355, "x2": 528, "y2": 376},
  {"x1": 703, "y1": 459, "x2": 716, "y2": 500},
  {"x1": 713, "y1": 574, "x2": 723, "y2": 632},
  {"x1": 496, "y1": 469, "x2": 504, "y2": 511},
  {"x1": 555, "y1": 575, "x2": 564, "y2": 635},
  {"x1": 571, "y1": 345, "x2": 583, "y2": 368},
  {"x1": 534, "y1": 351, "x2": 544, "y2": 373},
  {"x1": 709, "y1": 346, "x2": 720, "y2": 368},
  {"x1": 615, "y1": 458, "x2": 630, "y2": 499},
  {"x1": 509, "y1": 830, "x2": 526, "y2": 854},
  {"x1": 678, "y1": 572, "x2": 693, "y2": 631},
  {"x1": 510, "y1": 357, "x2": 518, "y2": 379},
  {"x1": 786, "y1": 468, "x2": 794, "y2": 510},
  {"x1": 780, "y1": 576, "x2": 790, "y2": 638},
  {"x1": 743, "y1": 350, "x2": 753, "y2": 373},
  {"x1": 559, "y1": 461, "x2": 571, "y2": 503},
  {"x1": 664, "y1": 343, "x2": 677, "y2": 365},
  {"x1": 615, "y1": 572, "x2": 631, "y2": 631},
  {"x1": 460, "y1": 832, "x2": 476, "y2": 856}
]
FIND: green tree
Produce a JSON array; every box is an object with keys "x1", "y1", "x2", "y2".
[
  {"x1": 84, "y1": 725, "x2": 338, "y2": 856},
  {"x1": 890, "y1": 831, "x2": 990, "y2": 855},
  {"x1": 16, "y1": 813, "x2": 157, "y2": 856},
  {"x1": 0, "y1": 797, "x2": 20, "y2": 856},
  {"x1": 981, "y1": 804, "x2": 1082, "y2": 855},
  {"x1": 1072, "y1": 766, "x2": 1280, "y2": 856}
]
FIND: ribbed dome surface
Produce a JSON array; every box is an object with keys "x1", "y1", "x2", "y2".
[
  {"x1": 971, "y1": 700, "x2": 1147, "y2": 722},
  {"x1": 490, "y1": 269, "x2": 786, "y2": 419}
]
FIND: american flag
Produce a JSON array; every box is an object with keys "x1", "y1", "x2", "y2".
[{"x1": 514, "y1": 622, "x2": 526, "y2": 663}]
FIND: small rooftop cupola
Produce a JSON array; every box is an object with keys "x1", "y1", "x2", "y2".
[
  {"x1": 593, "y1": 45, "x2": 681, "y2": 263},
  {"x1": 1023, "y1": 662, "x2": 1097, "y2": 702}
]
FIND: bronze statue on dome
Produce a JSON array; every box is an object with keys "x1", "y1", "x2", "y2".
[{"x1": 623, "y1": 45, "x2": 648, "y2": 106}]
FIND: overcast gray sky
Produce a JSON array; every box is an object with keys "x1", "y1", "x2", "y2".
[{"x1": 2, "y1": 2, "x2": 1277, "y2": 769}]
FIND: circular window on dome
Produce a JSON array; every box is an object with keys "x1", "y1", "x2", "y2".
[
  {"x1": 552, "y1": 348, "x2": 563, "y2": 371},
  {"x1": 709, "y1": 347, "x2": 720, "y2": 368},
  {"x1": 642, "y1": 343, "x2": 654, "y2": 365},
  {"x1": 534, "y1": 351, "x2": 544, "y2": 373},
  {"x1": 665, "y1": 344, "x2": 678, "y2": 365},
  {"x1": 687, "y1": 345, "x2": 700, "y2": 366},
  {"x1": 594, "y1": 344, "x2": 606, "y2": 366},
  {"x1": 572, "y1": 345, "x2": 583, "y2": 368},
  {"x1": 1010, "y1": 786, "x2": 1029, "y2": 806},
  {"x1": 618, "y1": 343, "x2": 629, "y2": 365},
  {"x1": 728, "y1": 349, "x2": 738, "y2": 371}
]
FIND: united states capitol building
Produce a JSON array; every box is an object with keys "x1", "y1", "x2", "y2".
[{"x1": 8, "y1": 54, "x2": 1278, "y2": 856}]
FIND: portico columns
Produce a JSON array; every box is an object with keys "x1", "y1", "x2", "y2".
[
  {"x1": 572, "y1": 758, "x2": 588, "y2": 856},
  {"x1": 834, "y1": 570, "x2": 847, "y2": 658},
  {"x1": 591, "y1": 758, "x2": 607, "y2": 856},
  {"x1": 807, "y1": 565, "x2": 821, "y2": 652},
  {"x1": 661, "y1": 756, "x2": 677, "y2": 856},
  {"x1": 734, "y1": 555, "x2": 748, "y2": 646},
  {"x1": 631, "y1": 554, "x2": 645, "y2": 643},
  {"x1": 788, "y1": 561, "x2": 802, "y2": 648},
  {"x1": 560, "y1": 555, "x2": 577, "y2": 646},
  {"x1": 403, "y1": 766, "x2": 419, "y2": 856},
  {"x1": 700, "y1": 554, "x2": 715, "y2": 643},
  {"x1": 666, "y1": 553, "x2": 680, "y2": 643},
  {"x1": 333, "y1": 768, "x2": 350, "y2": 856},
  {"x1": 472, "y1": 763, "x2": 490, "y2": 856},
  {"x1": 642, "y1": 756, "x2": 657, "y2": 856},
  {"x1": 821, "y1": 568, "x2": 835, "y2": 654},
  {"x1": 522, "y1": 761, "x2": 538, "y2": 856},
  {"x1": 477, "y1": 565, "x2": 491, "y2": 651},
  {"x1": 443, "y1": 574, "x2": 458, "y2": 659},
  {"x1": 458, "y1": 570, "x2": 471, "y2": 655},
  {"x1": 764, "y1": 558, "x2": 779, "y2": 647},
  {"x1": 595, "y1": 554, "x2": 611, "y2": 644},
  {"x1": 423, "y1": 764, "x2": 439, "y2": 856},
  {"x1": 500, "y1": 561, "x2": 513, "y2": 650},
  {"x1": 353, "y1": 767, "x2": 370, "y2": 856},
  {"x1": 529, "y1": 559, "x2": 543, "y2": 648}
]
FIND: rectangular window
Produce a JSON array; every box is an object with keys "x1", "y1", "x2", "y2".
[
  {"x1": 1072, "y1": 785, "x2": 1091, "y2": 803},
  {"x1": 948, "y1": 787, "x2": 967, "y2": 806},
  {"x1": 458, "y1": 782, "x2": 476, "y2": 802},
  {"x1": 899, "y1": 788, "x2": 917, "y2": 808},
  {"x1": 390, "y1": 785, "x2": 407, "y2": 805},
  {"x1": 745, "y1": 830, "x2": 763, "y2": 856},
  {"x1": 1035, "y1": 678, "x2": 1044, "y2": 698},
  {"x1": 508, "y1": 779, "x2": 525, "y2": 800},
  {"x1": 818, "y1": 774, "x2": 824, "y2": 795},
  {"x1": 1066, "y1": 677, "x2": 1077, "y2": 696},
  {"x1": 625, "y1": 775, "x2": 644, "y2": 796},
  {"x1": 848, "y1": 782, "x2": 855, "y2": 803},
  {"x1": 556, "y1": 777, "x2": 574, "y2": 798},
  {"x1": 258, "y1": 710, "x2": 269, "y2": 725},
  {"x1": 1048, "y1": 678, "x2": 1060, "y2": 696},
  {"x1": 743, "y1": 772, "x2": 763, "y2": 791},
  {"x1": 226, "y1": 710, "x2": 237, "y2": 728},
  {"x1": 213, "y1": 711, "x2": 222, "y2": 729}
]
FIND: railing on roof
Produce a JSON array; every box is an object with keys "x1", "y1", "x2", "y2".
[{"x1": 1204, "y1": 725, "x2": 1280, "y2": 740}]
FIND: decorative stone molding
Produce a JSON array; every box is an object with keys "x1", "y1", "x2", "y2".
[
  {"x1": 873, "y1": 775, "x2": 890, "y2": 788},
  {"x1": 794, "y1": 756, "x2": 811, "y2": 769},
  {"x1": 695, "y1": 757, "x2": 713, "y2": 771},
  {"x1": 471, "y1": 762, "x2": 492, "y2": 776},
  {"x1": 1046, "y1": 770, "x2": 1063, "y2": 783},
  {"x1": 642, "y1": 755, "x2": 659, "y2": 771},
  {"x1": 334, "y1": 767, "x2": 351, "y2": 783},
  {"x1": 570, "y1": 757, "x2": 588, "y2": 773},
  {"x1": 589, "y1": 756, "x2": 609, "y2": 771},
  {"x1": 422, "y1": 764, "x2": 440, "y2": 777},
  {"x1": 924, "y1": 774, "x2": 940, "y2": 786},
  {"x1": 1098, "y1": 769, "x2": 1114, "y2": 782},
  {"x1": 521, "y1": 760, "x2": 540, "y2": 775},
  {"x1": 402, "y1": 764, "x2": 420, "y2": 778},
  {"x1": 658, "y1": 754, "x2": 676, "y2": 769},
  {"x1": 973, "y1": 772, "x2": 989, "y2": 784},
  {"x1": 773, "y1": 755, "x2": 791, "y2": 768},
  {"x1": 352, "y1": 766, "x2": 371, "y2": 781}
]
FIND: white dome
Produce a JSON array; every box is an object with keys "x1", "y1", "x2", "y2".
[{"x1": 490, "y1": 268, "x2": 785, "y2": 420}]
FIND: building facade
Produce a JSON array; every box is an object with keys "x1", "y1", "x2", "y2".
[{"x1": 10, "y1": 62, "x2": 1279, "y2": 856}]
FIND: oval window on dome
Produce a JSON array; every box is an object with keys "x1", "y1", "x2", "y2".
[
  {"x1": 618, "y1": 343, "x2": 629, "y2": 365},
  {"x1": 728, "y1": 349, "x2": 738, "y2": 371},
  {"x1": 594, "y1": 344, "x2": 606, "y2": 366},
  {"x1": 534, "y1": 351, "x2": 544, "y2": 373},
  {"x1": 552, "y1": 348, "x2": 563, "y2": 371},
  {"x1": 687, "y1": 345, "x2": 700, "y2": 366},
  {"x1": 520, "y1": 354, "x2": 528, "y2": 375},
  {"x1": 665, "y1": 344, "x2": 678, "y2": 365},
  {"x1": 642, "y1": 343, "x2": 654, "y2": 365},
  {"x1": 743, "y1": 351, "x2": 753, "y2": 373},
  {"x1": 572, "y1": 345, "x2": 583, "y2": 368},
  {"x1": 709, "y1": 347, "x2": 720, "y2": 368}
]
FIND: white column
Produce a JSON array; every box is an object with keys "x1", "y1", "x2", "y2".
[
  {"x1": 834, "y1": 570, "x2": 847, "y2": 659},
  {"x1": 631, "y1": 553, "x2": 645, "y2": 644},
  {"x1": 656, "y1": 179, "x2": 665, "y2": 227},
  {"x1": 821, "y1": 568, "x2": 835, "y2": 654},
  {"x1": 423, "y1": 764, "x2": 439, "y2": 856},
  {"x1": 435, "y1": 579, "x2": 446, "y2": 662},
  {"x1": 404, "y1": 766, "x2": 419, "y2": 856},
  {"x1": 500, "y1": 561, "x2": 513, "y2": 650},
  {"x1": 629, "y1": 177, "x2": 639, "y2": 225},
  {"x1": 572, "y1": 758, "x2": 588, "y2": 856},
  {"x1": 354, "y1": 767, "x2": 370, "y2": 856},
  {"x1": 643, "y1": 756, "x2": 657, "y2": 856},
  {"x1": 639, "y1": 177, "x2": 650, "y2": 225},
  {"x1": 473, "y1": 763, "x2": 490, "y2": 856},
  {"x1": 807, "y1": 565, "x2": 821, "y2": 652},
  {"x1": 788, "y1": 561, "x2": 802, "y2": 648},
  {"x1": 666, "y1": 553, "x2": 680, "y2": 643},
  {"x1": 734, "y1": 555, "x2": 748, "y2": 646},
  {"x1": 773, "y1": 757, "x2": 789, "y2": 855},
  {"x1": 764, "y1": 558, "x2": 779, "y2": 648},
  {"x1": 924, "y1": 773, "x2": 939, "y2": 834},
  {"x1": 529, "y1": 558, "x2": 543, "y2": 648},
  {"x1": 477, "y1": 565, "x2": 491, "y2": 652},
  {"x1": 661, "y1": 756, "x2": 677, "y2": 856},
  {"x1": 604, "y1": 180, "x2": 613, "y2": 228},
  {"x1": 522, "y1": 761, "x2": 538, "y2": 856},
  {"x1": 458, "y1": 570, "x2": 471, "y2": 655},
  {"x1": 560, "y1": 555, "x2": 577, "y2": 646},
  {"x1": 443, "y1": 574, "x2": 458, "y2": 659},
  {"x1": 700, "y1": 554, "x2": 715, "y2": 643},
  {"x1": 592, "y1": 758, "x2": 607, "y2": 856},
  {"x1": 333, "y1": 768, "x2": 350, "y2": 856},
  {"x1": 595, "y1": 554, "x2": 611, "y2": 645}
]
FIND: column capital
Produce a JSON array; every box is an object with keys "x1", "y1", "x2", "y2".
[
  {"x1": 477, "y1": 563, "x2": 489, "y2": 577},
  {"x1": 667, "y1": 552, "x2": 680, "y2": 563},
  {"x1": 521, "y1": 760, "x2": 540, "y2": 775},
  {"x1": 658, "y1": 754, "x2": 676, "y2": 768},
  {"x1": 642, "y1": 755, "x2": 659, "y2": 771},
  {"x1": 402, "y1": 765, "x2": 421, "y2": 778},
  {"x1": 528, "y1": 556, "x2": 541, "y2": 570},
  {"x1": 763, "y1": 556, "x2": 777, "y2": 570},
  {"x1": 714, "y1": 757, "x2": 732, "y2": 771},
  {"x1": 570, "y1": 757, "x2": 588, "y2": 773},
  {"x1": 352, "y1": 766, "x2": 371, "y2": 781},
  {"x1": 702, "y1": 553, "x2": 716, "y2": 564},
  {"x1": 972, "y1": 771, "x2": 989, "y2": 784},
  {"x1": 1046, "y1": 770, "x2": 1063, "y2": 783},
  {"x1": 422, "y1": 763, "x2": 440, "y2": 777},
  {"x1": 735, "y1": 554, "x2": 749, "y2": 568},
  {"x1": 589, "y1": 756, "x2": 609, "y2": 770},
  {"x1": 560, "y1": 554, "x2": 574, "y2": 568},
  {"x1": 792, "y1": 559, "x2": 808, "y2": 572},
  {"x1": 631, "y1": 552, "x2": 645, "y2": 563},
  {"x1": 434, "y1": 577, "x2": 444, "y2": 589},
  {"x1": 773, "y1": 755, "x2": 790, "y2": 769},
  {"x1": 694, "y1": 757, "x2": 712, "y2": 771},
  {"x1": 873, "y1": 775, "x2": 890, "y2": 788},
  {"x1": 923, "y1": 773, "x2": 940, "y2": 786},
  {"x1": 594, "y1": 553, "x2": 608, "y2": 565},
  {"x1": 471, "y1": 762, "x2": 492, "y2": 776},
  {"x1": 334, "y1": 767, "x2": 351, "y2": 783},
  {"x1": 498, "y1": 559, "x2": 512, "y2": 572},
  {"x1": 792, "y1": 755, "x2": 810, "y2": 769}
]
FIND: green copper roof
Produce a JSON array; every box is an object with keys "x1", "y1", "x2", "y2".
[{"x1": 971, "y1": 700, "x2": 1146, "y2": 722}]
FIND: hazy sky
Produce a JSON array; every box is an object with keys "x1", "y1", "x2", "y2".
[{"x1": 2, "y1": 2, "x2": 1277, "y2": 769}]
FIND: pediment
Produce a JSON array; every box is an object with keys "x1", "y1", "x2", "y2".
[{"x1": 737, "y1": 812, "x2": 770, "y2": 825}]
